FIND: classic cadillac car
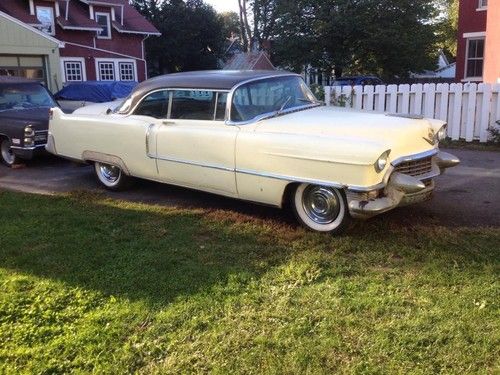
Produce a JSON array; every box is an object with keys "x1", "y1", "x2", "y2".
[
  {"x1": 0, "y1": 77, "x2": 56, "y2": 166},
  {"x1": 46, "y1": 70, "x2": 459, "y2": 233}
]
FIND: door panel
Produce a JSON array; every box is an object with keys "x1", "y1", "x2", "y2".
[{"x1": 154, "y1": 120, "x2": 239, "y2": 195}]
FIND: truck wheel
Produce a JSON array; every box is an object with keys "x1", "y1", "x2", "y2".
[
  {"x1": 291, "y1": 183, "x2": 350, "y2": 234},
  {"x1": 94, "y1": 161, "x2": 130, "y2": 191},
  {"x1": 1, "y1": 138, "x2": 18, "y2": 167}
]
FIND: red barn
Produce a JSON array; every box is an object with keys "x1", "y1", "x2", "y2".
[
  {"x1": 0, "y1": 0, "x2": 159, "y2": 84},
  {"x1": 456, "y1": 0, "x2": 499, "y2": 83}
]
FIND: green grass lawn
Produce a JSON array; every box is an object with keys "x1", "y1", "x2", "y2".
[{"x1": 0, "y1": 190, "x2": 498, "y2": 374}]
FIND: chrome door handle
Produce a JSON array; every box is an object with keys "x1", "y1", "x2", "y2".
[
  {"x1": 162, "y1": 120, "x2": 176, "y2": 126},
  {"x1": 145, "y1": 123, "x2": 155, "y2": 157}
]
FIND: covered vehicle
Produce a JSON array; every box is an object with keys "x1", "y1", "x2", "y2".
[
  {"x1": 0, "y1": 77, "x2": 57, "y2": 166},
  {"x1": 54, "y1": 81, "x2": 137, "y2": 113},
  {"x1": 46, "y1": 70, "x2": 459, "y2": 233},
  {"x1": 332, "y1": 76, "x2": 383, "y2": 86}
]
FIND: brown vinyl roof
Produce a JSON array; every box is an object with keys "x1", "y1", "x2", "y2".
[{"x1": 121, "y1": 70, "x2": 297, "y2": 114}]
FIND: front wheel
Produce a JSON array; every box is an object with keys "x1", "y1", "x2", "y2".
[
  {"x1": 1, "y1": 138, "x2": 18, "y2": 167},
  {"x1": 94, "y1": 162, "x2": 130, "y2": 191},
  {"x1": 291, "y1": 183, "x2": 350, "y2": 234}
]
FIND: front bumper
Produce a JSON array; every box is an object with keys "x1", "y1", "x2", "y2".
[
  {"x1": 11, "y1": 144, "x2": 46, "y2": 160},
  {"x1": 347, "y1": 150, "x2": 459, "y2": 219}
]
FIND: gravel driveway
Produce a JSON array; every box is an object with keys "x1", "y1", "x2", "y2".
[{"x1": 1, "y1": 148, "x2": 499, "y2": 227}]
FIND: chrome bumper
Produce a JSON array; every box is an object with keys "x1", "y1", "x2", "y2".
[{"x1": 348, "y1": 150, "x2": 459, "y2": 219}]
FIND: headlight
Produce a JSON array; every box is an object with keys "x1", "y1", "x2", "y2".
[
  {"x1": 24, "y1": 125, "x2": 35, "y2": 137},
  {"x1": 374, "y1": 150, "x2": 391, "y2": 173},
  {"x1": 436, "y1": 125, "x2": 447, "y2": 142},
  {"x1": 24, "y1": 137, "x2": 34, "y2": 147}
]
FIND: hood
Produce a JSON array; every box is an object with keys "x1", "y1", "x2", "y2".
[
  {"x1": 254, "y1": 106, "x2": 442, "y2": 161},
  {"x1": 72, "y1": 100, "x2": 123, "y2": 116},
  {"x1": 0, "y1": 107, "x2": 50, "y2": 122}
]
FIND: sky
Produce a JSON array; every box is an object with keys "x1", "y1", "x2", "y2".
[{"x1": 204, "y1": 0, "x2": 239, "y2": 13}]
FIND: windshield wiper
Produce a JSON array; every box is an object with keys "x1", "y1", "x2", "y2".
[{"x1": 276, "y1": 96, "x2": 292, "y2": 116}]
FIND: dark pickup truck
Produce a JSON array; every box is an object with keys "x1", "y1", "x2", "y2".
[{"x1": 0, "y1": 77, "x2": 58, "y2": 167}]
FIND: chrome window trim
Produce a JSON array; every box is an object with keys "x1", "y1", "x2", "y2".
[
  {"x1": 391, "y1": 149, "x2": 438, "y2": 166},
  {"x1": 126, "y1": 88, "x2": 231, "y2": 118}
]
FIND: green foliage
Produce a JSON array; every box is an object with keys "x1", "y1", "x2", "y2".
[
  {"x1": 271, "y1": 0, "x2": 441, "y2": 78},
  {"x1": 132, "y1": 0, "x2": 225, "y2": 74},
  {"x1": 488, "y1": 126, "x2": 500, "y2": 144},
  {"x1": 309, "y1": 83, "x2": 324, "y2": 101},
  {"x1": 0, "y1": 191, "x2": 499, "y2": 373}
]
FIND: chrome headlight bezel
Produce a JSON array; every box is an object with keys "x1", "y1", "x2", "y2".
[
  {"x1": 24, "y1": 125, "x2": 35, "y2": 138},
  {"x1": 374, "y1": 150, "x2": 391, "y2": 173},
  {"x1": 435, "y1": 124, "x2": 447, "y2": 143}
]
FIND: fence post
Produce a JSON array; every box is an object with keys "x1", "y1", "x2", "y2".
[
  {"x1": 479, "y1": 83, "x2": 492, "y2": 142},
  {"x1": 465, "y1": 83, "x2": 477, "y2": 142},
  {"x1": 324, "y1": 86, "x2": 331, "y2": 106}
]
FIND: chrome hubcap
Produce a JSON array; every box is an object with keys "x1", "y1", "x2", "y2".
[
  {"x1": 99, "y1": 163, "x2": 120, "y2": 183},
  {"x1": 1, "y1": 140, "x2": 15, "y2": 165},
  {"x1": 302, "y1": 186, "x2": 341, "y2": 224}
]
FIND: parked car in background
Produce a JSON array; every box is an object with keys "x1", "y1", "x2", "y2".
[
  {"x1": 54, "y1": 81, "x2": 137, "y2": 113},
  {"x1": 0, "y1": 77, "x2": 57, "y2": 167},
  {"x1": 333, "y1": 76, "x2": 384, "y2": 86},
  {"x1": 47, "y1": 70, "x2": 459, "y2": 233}
]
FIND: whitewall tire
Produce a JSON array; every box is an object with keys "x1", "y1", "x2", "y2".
[
  {"x1": 1, "y1": 138, "x2": 18, "y2": 167},
  {"x1": 292, "y1": 183, "x2": 350, "y2": 234},
  {"x1": 94, "y1": 162, "x2": 130, "y2": 191}
]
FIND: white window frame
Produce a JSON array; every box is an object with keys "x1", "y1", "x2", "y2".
[
  {"x1": 35, "y1": 6, "x2": 55, "y2": 36},
  {"x1": 95, "y1": 58, "x2": 137, "y2": 82},
  {"x1": 477, "y1": 0, "x2": 488, "y2": 10},
  {"x1": 118, "y1": 62, "x2": 136, "y2": 81},
  {"x1": 464, "y1": 37, "x2": 485, "y2": 81},
  {"x1": 95, "y1": 12, "x2": 111, "y2": 39},
  {"x1": 61, "y1": 57, "x2": 87, "y2": 83}
]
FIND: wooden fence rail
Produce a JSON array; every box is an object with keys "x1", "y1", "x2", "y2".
[{"x1": 324, "y1": 83, "x2": 500, "y2": 142}]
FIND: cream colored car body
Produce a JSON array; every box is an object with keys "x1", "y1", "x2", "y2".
[{"x1": 47, "y1": 101, "x2": 455, "y2": 217}]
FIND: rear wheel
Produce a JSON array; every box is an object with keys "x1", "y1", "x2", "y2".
[
  {"x1": 291, "y1": 183, "x2": 350, "y2": 234},
  {"x1": 1, "y1": 138, "x2": 18, "y2": 167},
  {"x1": 94, "y1": 162, "x2": 130, "y2": 191}
]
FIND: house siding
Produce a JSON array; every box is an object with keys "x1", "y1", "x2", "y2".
[
  {"x1": 484, "y1": 3, "x2": 500, "y2": 83},
  {"x1": 0, "y1": 13, "x2": 62, "y2": 92},
  {"x1": 456, "y1": 0, "x2": 487, "y2": 81}
]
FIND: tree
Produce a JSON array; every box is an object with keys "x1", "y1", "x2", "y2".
[
  {"x1": 132, "y1": 0, "x2": 225, "y2": 75},
  {"x1": 218, "y1": 11, "x2": 240, "y2": 40},
  {"x1": 261, "y1": 0, "x2": 441, "y2": 78}
]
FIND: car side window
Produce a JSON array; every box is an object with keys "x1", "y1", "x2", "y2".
[
  {"x1": 170, "y1": 90, "x2": 216, "y2": 121},
  {"x1": 134, "y1": 90, "x2": 169, "y2": 119},
  {"x1": 214, "y1": 93, "x2": 228, "y2": 121}
]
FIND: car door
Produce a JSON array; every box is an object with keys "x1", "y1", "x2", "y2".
[{"x1": 152, "y1": 90, "x2": 239, "y2": 196}]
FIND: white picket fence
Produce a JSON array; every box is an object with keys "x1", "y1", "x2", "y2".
[{"x1": 324, "y1": 83, "x2": 500, "y2": 142}]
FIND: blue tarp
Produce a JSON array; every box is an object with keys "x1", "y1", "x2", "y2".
[{"x1": 55, "y1": 81, "x2": 137, "y2": 103}]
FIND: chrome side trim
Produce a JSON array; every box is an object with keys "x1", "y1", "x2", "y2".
[
  {"x1": 145, "y1": 123, "x2": 155, "y2": 156},
  {"x1": 391, "y1": 148, "x2": 438, "y2": 166},
  {"x1": 235, "y1": 167, "x2": 345, "y2": 188},
  {"x1": 154, "y1": 154, "x2": 234, "y2": 172}
]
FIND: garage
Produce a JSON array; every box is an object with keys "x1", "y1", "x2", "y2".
[{"x1": 0, "y1": 10, "x2": 63, "y2": 92}]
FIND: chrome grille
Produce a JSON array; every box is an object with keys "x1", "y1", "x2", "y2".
[
  {"x1": 34, "y1": 130, "x2": 48, "y2": 144},
  {"x1": 394, "y1": 156, "x2": 433, "y2": 177}
]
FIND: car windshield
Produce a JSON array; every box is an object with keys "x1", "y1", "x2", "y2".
[
  {"x1": 0, "y1": 83, "x2": 57, "y2": 112},
  {"x1": 231, "y1": 76, "x2": 319, "y2": 122}
]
